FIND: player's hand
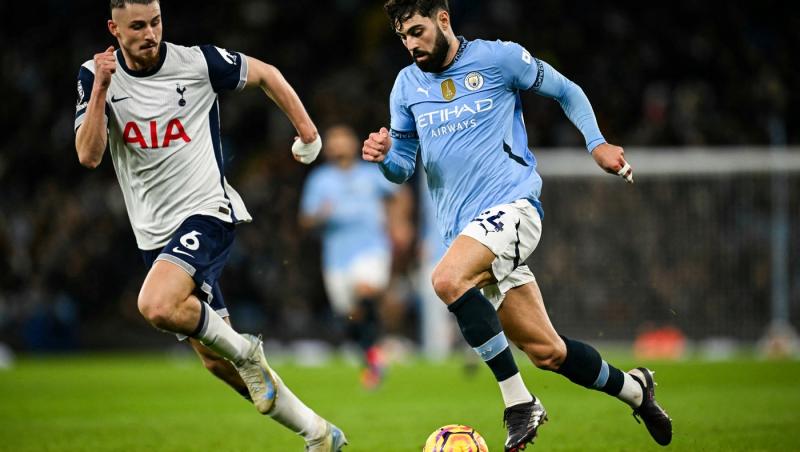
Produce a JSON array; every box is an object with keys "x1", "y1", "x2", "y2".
[
  {"x1": 362, "y1": 127, "x2": 392, "y2": 163},
  {"x1": 93, "y1": 46, "x2": 116, "y2": 90},
  {"x1": 592, "y1": 142, "x2": 634, "y2": 184},
  {"x1": 292, "y1": 134, "x2": 322, "y2": 164}
]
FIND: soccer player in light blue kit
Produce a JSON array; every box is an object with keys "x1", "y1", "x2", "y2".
[
  {"x1": 300, "y1": 124, "x2": 410, "y2": 389},
  {"x1": 363, "y1": 1, "x2": 672, "y2": 450}
]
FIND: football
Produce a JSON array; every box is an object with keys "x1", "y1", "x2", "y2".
[{"x1": 422, "y1": 424, "x2": 489, "y2": 452}]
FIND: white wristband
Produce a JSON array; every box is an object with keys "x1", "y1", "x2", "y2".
[{"x1": 292, "y1": 135, "x2": 322, "y2": 164}]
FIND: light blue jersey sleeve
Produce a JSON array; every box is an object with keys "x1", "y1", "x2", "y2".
[
  {"x1": 374, "y1": 167, "x2": 401, "y2": 196},
  {"x1": 379, "y1": 75, "x2": 419, "y2": 184},
  {"x1": 495, "y1": 41, "x2": 606, "y2": 152}
]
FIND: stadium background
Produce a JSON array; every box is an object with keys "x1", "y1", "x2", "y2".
[{"x1": 0, "y1": 0, "x2": 797, "y2": 353}]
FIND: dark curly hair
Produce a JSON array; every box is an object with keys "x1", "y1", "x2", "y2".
[{"x1": 383, "y1": 0, "x2": 450, "y2": 31}]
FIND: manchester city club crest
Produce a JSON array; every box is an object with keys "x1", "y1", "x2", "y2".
[
  {"x1": 441, "y1": 78, "x2": 456, "y2": 101},
  {"x1": 464, "y1": 72, "x2": 484, "y2": 91}
]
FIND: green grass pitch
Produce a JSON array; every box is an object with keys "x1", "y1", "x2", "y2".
[{"x1": 1, "y1": 353, "x2": 799, "y2": 451}]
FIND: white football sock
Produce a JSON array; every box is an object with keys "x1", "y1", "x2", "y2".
[
  {"x1": 268, "y1": 371, "x2": 327, "y2": 441},
  {"x1": 617, "y1": 370, "x2": 644, "y2": 408},
  {"x1": 498, "y1": 372, "x2": 534, "y2": 407},
  {"x1": 195, "y1": 302, "x2": 251, "y2": 364}
]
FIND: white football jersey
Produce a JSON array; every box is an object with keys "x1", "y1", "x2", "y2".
[{"x1": 75, "y1": 42, "x2": 253, "y2": 250}]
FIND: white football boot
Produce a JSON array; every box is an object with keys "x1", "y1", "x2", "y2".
[
  {"x1": 234, "y1": 334, "x2": 278, "y2": 414},
  {"x1": 305, "y1": 422, "x2": 348, "y2": 452}
]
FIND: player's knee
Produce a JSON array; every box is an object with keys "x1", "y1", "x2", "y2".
[
  {"x1": 137, "y1": 291, "x2": 175, "y2": 329},
  {"x1": 431, "y1": 267, "x2": 466, "y2": 303},
  {"x1": 525, "y1": 341, "x2": 566, "y2": 371}
]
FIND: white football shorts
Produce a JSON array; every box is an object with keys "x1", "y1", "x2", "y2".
[
  {"x1": 322, "y1": 251, "x2": 392, "y2": 316},
  {"x1": 459, "y1": 199, "x2": 542, "y2": 309}
]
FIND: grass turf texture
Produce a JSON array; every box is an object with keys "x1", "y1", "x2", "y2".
[{"x1": 1, "y1": 354, "x2": 798, "y2": 451}]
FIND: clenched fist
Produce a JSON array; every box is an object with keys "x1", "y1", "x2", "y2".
[
  {"x1": 93, "y1": 46, "x2": 116, "y2": 90},
  {"x1": 362, "y1": 127, "x2": 392, "y2": 163},
  {"x1": 592, "y1": 142, "x2": 634, "y2": 184}
]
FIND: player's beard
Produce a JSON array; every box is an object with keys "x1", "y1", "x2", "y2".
[
  {"x1": 137, "y1": 40, "x2": 160, "y2": 67},
  {"x1": 413, "y1": 26, "x2": 451, "y2": 73}
]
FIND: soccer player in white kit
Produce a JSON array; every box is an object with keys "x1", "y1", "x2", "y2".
[{"x1": 74, "y1": 1, "x2": 346, "y2": 450}]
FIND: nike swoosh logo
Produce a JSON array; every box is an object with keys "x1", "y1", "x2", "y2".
[
  {"x1": 172, "y1": 247, "x2": 194, "y2": 259},
  {"x1": 110, "y1": 95, "x2": 130, "y2": 103}
]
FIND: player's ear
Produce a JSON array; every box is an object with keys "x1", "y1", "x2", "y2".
[
  {"x1": 436, "y1": 10, "x2": 450, "y2": 30},
  {"x1": 108, "y1": 19, "x2": 120, "y2": 38}
]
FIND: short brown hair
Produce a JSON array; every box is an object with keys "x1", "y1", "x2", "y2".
[
  {"x1": 383, "y1": 0, "x2": 449, "y2": 30},
  {"x1": 110, "y1": 0, "x2": 159, "y2": 12}
]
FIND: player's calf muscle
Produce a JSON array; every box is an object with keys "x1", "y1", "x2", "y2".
[{"x1": 520, "y1": 341, "x2": 565, "y2": 370}]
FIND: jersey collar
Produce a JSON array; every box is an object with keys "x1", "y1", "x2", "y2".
[
  {"x1": 439, "y1": 36, "x2": 468, "y2": 73},
  {"x1": 118, "y1": 42, "x2": 168, "y2": 77}
]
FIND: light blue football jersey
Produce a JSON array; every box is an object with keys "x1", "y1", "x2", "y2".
[
  {"x1": 381, "y1": 37, "x2": 605, "y2": 245},
  {"x1": 300, "y1": 161, "x2": 397, "y2": 269}
]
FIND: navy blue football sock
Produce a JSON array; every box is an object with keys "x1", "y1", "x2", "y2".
[
  {"x1": 556, "y1": 335, "x2": 624, "y2": 396},
  {"x1": 348, "y1": 297, "x2": 380, "y2": 352},
  {"x1": 448, "y1": 288, "x2": 518, "y2": 382},
  {"x1": 188, "y1": 300, "x2": 208, "y2": 338}
]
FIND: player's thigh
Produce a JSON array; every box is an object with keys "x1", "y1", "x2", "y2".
[
  {"x1": 139, "y1": 259, "x2": 195, "y2": 311},
  {"x1": 434, "y1": 235, "x2": 497, "y2": 290},
  {"x1": 497, "y1": 279, "x2": 562, "y2": 354}
]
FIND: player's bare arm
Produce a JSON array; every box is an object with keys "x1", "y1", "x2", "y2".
[
  {"x1": 75, "y1": 46, "x2": 115, "y2": 169},
  {"x1": 591, "y1": 142, "x2": 634, "y2": 183},
  {"x1": 362, "y1": 127, "x2": 392, "y2": 163},
  {"x1": 244, "y1": 56, "x2": 320, "y2": 163}
]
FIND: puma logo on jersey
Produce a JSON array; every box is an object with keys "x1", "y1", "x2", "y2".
[
  {"x1": 416, "y1": 87, "x2": 429, "y2": 97},
  {"x1": 123, "y1": 118, "x2": 191, "y2": 149}
]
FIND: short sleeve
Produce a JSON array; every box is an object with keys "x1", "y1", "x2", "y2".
[
  {"x1": 494, "y1": 40, "x2": 543, "y2": 91},
  {"x1": 389, "y1": 74, "x2": 418, "y2": 138},
  {"x1": 74, "y1": 64, "x2": 108, "y2": 132},
  {"x1": 199, "y1": 45, "x2": 249, "y2": 92}
]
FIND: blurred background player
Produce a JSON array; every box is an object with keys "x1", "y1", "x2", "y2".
[
  {"x1": 299, "y1": 124, "x2": 412, "y2": 389},
  {"x1": 73, "y1": 0, "x2": 346, "y2": 450},
  {"x1": 363, "y1": 1, "x2": 670, "y2": 450}
]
